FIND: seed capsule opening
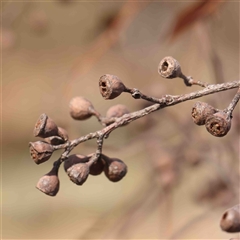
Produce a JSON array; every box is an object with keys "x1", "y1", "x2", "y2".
[
  {"x1": 158, "y1": 56, "x2": 182, "y2": 79},
  {"x1": 205, "y1": 111, "x2": 231, "y2": 137},
  {"x1": 29, "y1": 141, "x2": 54, "y2": 164},
  {"x1": 99, "y1": 74, "x2": 126, "y2": 100},
  {"x1": 162, "y1": 61, "x2": 168, "y2": 71}
]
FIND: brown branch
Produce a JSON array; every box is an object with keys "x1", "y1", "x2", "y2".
[
  {"x1": 53, "y1": 80, "x2": 240, "y2": 160},
  {"x1": 125, "y1": 80, "x2": 239, "y2": 104},
  {"x1": 183, "y1": 76, "x2": 209, "y2": 88},
  {"x1": 225, "y1": 87, "x2": 240, "y2": 118}
]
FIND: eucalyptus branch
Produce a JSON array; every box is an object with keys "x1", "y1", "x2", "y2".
[
  {"x1": 124, "y1": 80, "x2": 239, "y2": 104},
  {"x1": 185, "y1": 76, "x2": 209, "y2": 88},
  {"x1": 29, "y1": 56, "x2": 240, "y2": 199},
  {"x1": 225, "y1": 87, "x2": 240, "y2": 118},
  {"x1": 48, "y1": 79, "x2": 239, "y2": 157}
]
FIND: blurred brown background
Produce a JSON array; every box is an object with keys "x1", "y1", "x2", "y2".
[{"x1": 2, "y1": 0, "x2": 239, "y2": 239}]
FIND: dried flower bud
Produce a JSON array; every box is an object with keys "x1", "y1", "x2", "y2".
[
  {"x1": 220, "y1": 204, "x2": 240, "y2": 233},
  {"x1": 64, "y1": 154, "x2": 88, "y2": 172},
  {"x1": 44, "y1": 136, "x2": 65, "y2": 145},
  {"x1": 66, "y1": 162, "x2": 90, "y2": 185},
  {"x1": 29, "y1": 141, "x2": 54, "y2": 164},
  {"x1": 88, "y1": 154, "x2": 105, "y2": 176},
  {"x1": 104, "y1": 157, "x2": 127, "y2": 182},
  {"x1": 191, "y1": 102, "x2": 217, "y2": 125},
  {"x1": 205, "y1": 111, "x2": 231, "y2": 137},
  {"x1": 36, "y1": 165, "x2": 59, "y2": 196},
  {"x1": 106, "y1": 104, "x2": 129, "y2": 118},
  {"x1": 158, "y1": 56, "x2": 182, "y2": 79},
  {"x1": 34, "y1": 113, "x2": 58, "y2": 138},
  {"x1": 99, "y1": 74, "x2": 126, "y2": 100},
  {"x1": 57, "y1": 127, "x2": 69, "y2": 142},
  {"x1": 69, "y1": 96, "x2": 95, "y2": 120}
]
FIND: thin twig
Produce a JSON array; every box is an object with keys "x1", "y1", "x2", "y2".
[
  {"x1": 53, "y1": 80, "x2": 240, "y2": 160},
  {"x1": 125, "y1": 80, "x2": 239, "y2": 104},
  {"x1": 225, "y1": 87, "x2": 240, "y2": 118},
  {"x1": 183, "y1": 76, "x2": 209, "y2": 88},
  {"x1": 178, "y1": 74, "x2": 209, "y2": 87}
]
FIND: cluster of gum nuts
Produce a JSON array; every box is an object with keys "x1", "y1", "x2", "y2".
[
  {"x1": 29, "y1": 56, "x2": 233, "y2": 197},
  {"x1": 157, "y1": 56, "x2": 232, "y2": 137},
  {"x1": 98, "y1": 56, "x2": 233, "y2": 138},
  {"x1": 29, "y1": 94, "x2": 129, "y2": 196},
  {"x1": 191, "y1": 101, "x2": 231, "y2": 137}
]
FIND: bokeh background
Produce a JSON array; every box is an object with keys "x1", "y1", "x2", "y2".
[{"x1": 2, "y1": 0, "x2": 240, "y2": 239}]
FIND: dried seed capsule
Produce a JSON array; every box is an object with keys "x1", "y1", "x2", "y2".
[
  {"x1": 104, "y1": 157, "x2": 127, "y2": 182},
  {"x1": 57, "y1": 127, "x2": 69, "y2": 142},
  {"x1": 29, "y1": 141, "x2": 54, "y2": 164},
  {"x1": 191, "y1": 102, "x2": 217, "y2": 125},
  {"x1": 106, "y1": 104, "x2": 129, "y2": 118},
  {"x1": 69, "y1": 96, "x2": 95, "y2": 120},
  {"x1": 44, "y1": 136, "x2": 65, "y2": 145},
  {"x1": 66, "y1": 162, "x2": 90, "y2": 185},
  {"x1": 63, "y1": 154, "x2": 88, "y2": 172},
  {"x1": 205, "y1": 111, "x2": 231, "y2": 137},
  {"x1": 34, "y1": 113, "x2": 58, "y2": 138},
  {"x1": 88, "y1": 154, "x2": 105, "y2": 176},
  {"x1": 36, "y1": 165, "x2": 60, "y2": 196},
  {"x1": 105, "y1": 104, "x2": 129, "y2": 126},
  {"x1": 220, "y1": 204, "x2": 240, "y2": 233},
  {"x1": 158, "y1": 56, "x2": 182, "y2": 79},
  {"x1": 99, "y1": 74, "x2": 126, "y2": 100}
]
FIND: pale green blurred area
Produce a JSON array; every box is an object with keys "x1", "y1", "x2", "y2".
[{"x1": 1, "y1": 1, "x2": 240, "y2": 239}]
